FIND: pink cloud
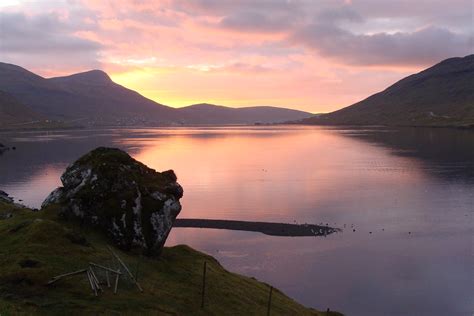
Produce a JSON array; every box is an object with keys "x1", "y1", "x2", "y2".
[{"x1": 0, "y1": 0, "x2": 470, "y2": 112}]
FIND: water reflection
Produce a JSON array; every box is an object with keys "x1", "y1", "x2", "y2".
[
  {"x1": 0, "y1": 126, "x2": 472, "y2": 315},
  {"x1": 342, "y1": 127, "x2": 474, "y2": 182}
]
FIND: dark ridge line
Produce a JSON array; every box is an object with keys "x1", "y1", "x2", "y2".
[{"x1": 174, "y1": 218, "x2": 341, "y2": 237}]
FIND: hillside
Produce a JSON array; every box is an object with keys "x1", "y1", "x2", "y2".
[
  {"x1": 301, "y1": 55, "x2": 474, "y2": 127},
  {"x1": 0, "y1": 63, "x2": 179, "y2": 126},
  {"x1": 0, "y1": 63, "x2": 312, "y2": 127},
  {"x1": 178, "y1": 103, "x2": 311, "y2": 124},
  {"x1": 0, "y1": 90, "x2": 44, "y2": 126},
  {"x1": 0, "y1": 200, "x2": 340, "y2": 315}
]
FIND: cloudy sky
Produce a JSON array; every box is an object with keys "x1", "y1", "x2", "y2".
[{"x1": 0, "y1": 0, "x2": 472, "y2": 112}]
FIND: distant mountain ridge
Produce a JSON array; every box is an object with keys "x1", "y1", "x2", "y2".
[
  {"x1": 300, "y1": 55, "x2": 474, "y2": 127},
  {"x1": 0, "y1": 63, "x2": 312, "y2": 127},
  {"x1": 177, "y1": 103, "x2": 311, "y2": 124}
]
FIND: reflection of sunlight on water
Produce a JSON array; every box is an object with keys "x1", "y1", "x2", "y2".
[{"x1": 117, "y1": 127, "x2": 427, "y2": 226}]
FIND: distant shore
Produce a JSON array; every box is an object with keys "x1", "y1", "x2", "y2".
[{"x1": 1, "y1": 123, "x2": 472, "y2": 134}]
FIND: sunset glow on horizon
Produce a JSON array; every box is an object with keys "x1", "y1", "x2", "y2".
[{"x1": 0, "y1": 0, "x2": 472, "y2": 112}]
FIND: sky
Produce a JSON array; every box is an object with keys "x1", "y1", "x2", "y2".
[{"x1": 0, "y1": 0, "x2": 472, "y2": 113}]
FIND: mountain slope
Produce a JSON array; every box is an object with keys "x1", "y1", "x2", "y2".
[
  {"x1": 0, "y1": 90, "x2": 44, "y2": 126},
  {"x1": 0, "y1": 63, "x2": 90, "y2": 119},
  {"x1": 178, "y1": 103, "x2": 311, "y2": 124},
  {"x1": 301, "y1": 55, "x2": 474, "y2": 127},
  {"x1": 0, "y1": 63, "x2": 179, "y2": 125},
  {"x1": 48, "y1": 70, "x2": 180, "y2": 124},
  {"x1": 0, "y1": 62, "x2": 312, "y2": 126}
]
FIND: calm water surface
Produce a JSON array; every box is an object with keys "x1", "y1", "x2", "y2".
[{"x1": 0, "y1": 126, "x2": 472, "y2": 315}]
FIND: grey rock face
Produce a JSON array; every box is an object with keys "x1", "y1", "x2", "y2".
[{"x1": 42, "y1": 147, "x2": 183, "y2": 256}]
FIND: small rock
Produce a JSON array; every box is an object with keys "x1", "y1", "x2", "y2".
[
  {"x1": 0, "y1": 143, "x2": 10, "y2": 155},
  {"x1": 18, "y1": 259, "x2": 41, "y2": 268},
  {"x1": 0, "y1": 190, "x2": 14, "y2": 204}
]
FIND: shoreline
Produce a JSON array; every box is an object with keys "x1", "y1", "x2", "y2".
[{"x1": 1, "y1": 123, "x2": 473, "y2": 134}]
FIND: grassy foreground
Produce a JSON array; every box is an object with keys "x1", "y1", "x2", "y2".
[{"x1": 0, "y1": 201, "x2": 341, "y2": 315}]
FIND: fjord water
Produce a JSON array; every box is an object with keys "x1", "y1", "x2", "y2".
[{"x1": 0, "y1": 126, "x2": 472, "y2": 315}]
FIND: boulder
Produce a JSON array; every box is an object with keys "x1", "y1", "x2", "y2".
[{"x1": 42, "y1": 147, "x2": 183, "y2": 256}]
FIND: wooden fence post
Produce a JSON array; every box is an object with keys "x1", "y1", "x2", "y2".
[
  {"x1": 201, "y1": 261, "x2": 207, "y2": 308},
  {"x1": 267, "y1": 286, "x2": 273, "y2": 316}
]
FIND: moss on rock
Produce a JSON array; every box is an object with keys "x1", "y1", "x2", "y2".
[{"x1": 42, "y1": 147, "x2": 184, "y2": 256}]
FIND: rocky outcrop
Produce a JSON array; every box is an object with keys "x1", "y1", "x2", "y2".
[
  {"x1": 42, "y1": 147, "x2": 183, "y2": 256},
  {"x1": 0, "y1": 190, "x2": 15, "y2": 220},
  {"x1": 0, "y1": 190, "x2": 14, "y2": 204}
]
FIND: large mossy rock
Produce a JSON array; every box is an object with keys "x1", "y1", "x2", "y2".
[{"x1": 42, "y1": 147, "x2": 183, "y2": 256}]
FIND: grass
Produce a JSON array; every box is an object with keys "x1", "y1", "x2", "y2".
[{"x1": 0, "y1": 202, "x2": 342, "y2": 315}]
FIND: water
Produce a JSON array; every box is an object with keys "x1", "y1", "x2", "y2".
[{"x1": 0, "y1": 126, "x2": 472, "y2": 315}]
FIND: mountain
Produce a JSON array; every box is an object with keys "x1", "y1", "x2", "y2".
[
  {"x1": 0, "y1": 62, "x2": 312, "y2": 126},
  {"x1": 177, "y1": 103, "x2": 311, "y2": 124},
  {"x1": 0, "y1": 63, "x2": 179, "y2": 126},
  {"x1": 300, "y1": 55, "x2": 474, "y2": 127},
  {"x1": 0, "y1": 90, "x2": 44, "y2": 126}
]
